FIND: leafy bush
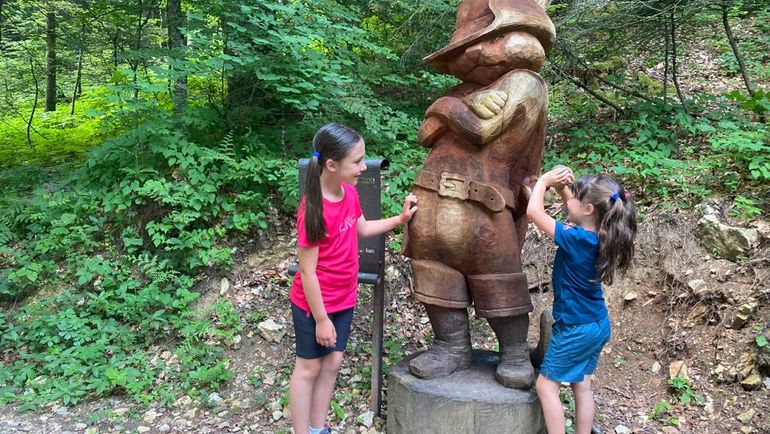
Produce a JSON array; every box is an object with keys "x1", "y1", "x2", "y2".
[
  {"x1": 668, "y1": 375, "x2": 703, "y2": 405},
  {"x1": 0, "y1": 90, "x2": 112, "y2": 169},
  {"x1": 544, "y1": 95, "x2": 769, "y2": 212},
  {"x1": 0, "y1": 104, "x2": 294, "y2": 407}
]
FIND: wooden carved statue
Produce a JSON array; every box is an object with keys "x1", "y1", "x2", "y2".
[{"x1": 402, "y1": 0, "x2": 555, "y2": 389}]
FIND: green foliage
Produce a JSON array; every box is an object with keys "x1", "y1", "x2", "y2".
[
  {"x1": 544, "y1": 96, "x2": 769, "y2": 210},
  {"x1": 756, "y1": 335, "x2": 768, "y2": 348},
  {"x1": 542, "y1": 0, "x2": 769, "y2": 215},
  {"x1": 382, "y1": 334, "x2": 410, "y2": 376},
  {"x1": 0, "y1": 94, "x2": 110, "y2": 168},
  {"x1": 755, "y1": 326, "x2": 768, "y2": 348},
  {"x1": 613, "y1": 355, "x2": 626, "y2": 367},
  {"x1": 559, "y1": 389, "x2": 576, "y2": 412},
  {"x1": 668, "y1": 375, "x2": 703, "y2": 405},
  {"x1": 730, "y1": 196, "x2": 763, "y2": 221},
  {"x1": 717, "y1": 5, "x2": 770, "y2": 82},
  {"x1": 708, "y1": 116, "x2": 770, "y2": 182},
  {"x1": 732, "y1": 90, "x2": 770, "y2": 115},
  {"x1": 559, "y1": 389, "x2": 577, "y2": 434},
  {"x1": 650, "y1": 400, "x2": 673, "y2": 420},
  {"x1": 232, "y1": 1, "x2": 390, "y2": 114},
  {"x1": 212, "y1": 298, "x2": 242, "y2": 340},
  {"x1": 249, "y1": 366, "x2": 265, "y2": 389},
  {"x1": 245, "y1": 310, "x2": 268, "y2": 325},
  {"x1": 649, "y1": 376, "x2": 701, "y2": 428},
  {"x1": 330, "y1": 400, "x2": 347, "y2": 421},
  {"x1": 0, "y1": 106, "x2": 286, "y2": 406}
]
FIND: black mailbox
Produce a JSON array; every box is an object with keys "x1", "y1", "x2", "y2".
[{"x1": 289, "y1": 158, "x2": 389, "y2": 415}]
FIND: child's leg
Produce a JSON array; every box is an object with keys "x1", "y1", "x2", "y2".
[
  {"x1": 571, "y1": 376, "x2": 594, "y2": 434},
  {"x1": 536, "y1": 374, "x2": 565, "y2": 434},
  {"x1": 309, "y1": 351, "x2": 344, "y2": 428},
  {"x1": 290, "y1": 357, "x2": 322, "y2": 434}
]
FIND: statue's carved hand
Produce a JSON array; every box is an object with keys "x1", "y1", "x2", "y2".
[
  {"x1": 466, "y1": 90, "x2": 507, "y2": 119},
  {"x1": 418, "y1": 116, "x2": 446, "y2": 147}
]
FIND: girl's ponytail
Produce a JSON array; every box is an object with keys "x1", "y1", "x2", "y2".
[
  {"x1": 303, "y1": 123, "x2": 363, "y2": 244},
  {"x1": 596, "y1": 192, "x2": 637, "y2": 285},
  {"x1": 304, "y1": 150, "x2": 325, "y2": 244}
]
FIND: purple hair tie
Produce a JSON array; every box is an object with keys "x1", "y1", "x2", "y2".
[
  {"x1": 624, "y1": 191, "x2": 631, "y2": 200},
  {"x1": 312, "y1": 151, "x2": 321, "y2": 159}
]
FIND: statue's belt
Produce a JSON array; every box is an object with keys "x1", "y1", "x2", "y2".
[{"x1": 414, "y1": 170, "x2": 516, "y2": 213}]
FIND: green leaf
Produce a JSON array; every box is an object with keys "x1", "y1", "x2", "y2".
[
  {"x1": 330, "y1": 400, "x2": 346, "y2": 421},
  {"x1": 757, "y1": 335, "x2": 768, "y2": 348}
]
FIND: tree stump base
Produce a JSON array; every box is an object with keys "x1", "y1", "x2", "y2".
[{"x1": 387, "y1": 350, "x2": 545, "y2": 434}]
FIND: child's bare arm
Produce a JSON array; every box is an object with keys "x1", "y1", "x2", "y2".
[
  {"x1": 526, "y1": 166, "x2": 573, "y2": 238},
  {"x1": 357, "y1": 194, "x2": 417, "y2": 238}
]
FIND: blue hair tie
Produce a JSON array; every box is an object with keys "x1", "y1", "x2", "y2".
[
  {"x1": 610, "y1": 193, "x2": 621, "y2": 202},
  {"x1": 312, "y1": 151, "x2": 321, "y2": 159}
]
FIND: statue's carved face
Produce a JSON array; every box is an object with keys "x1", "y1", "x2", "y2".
[{"x1": 447, "y1": 31, "x2": 545, "y2": 85}]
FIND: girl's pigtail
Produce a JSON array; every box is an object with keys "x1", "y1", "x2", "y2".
[
  {"x1": 304, "y1": 151, "x2": 326, "y2": 244},
  {"x1": 596, "y1": 192, "x2": 637, "y2": 285}
]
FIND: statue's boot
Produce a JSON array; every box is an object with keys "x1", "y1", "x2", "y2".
[
  {"x1": 489, "y1": 315, "x2": 534, "y2": 389},
  {"x1": 530, "y1": 309, "x2": 553, "y2": 369},
  {"x1": 409, "y1": 305, "x2": 472, "y2": 379}
]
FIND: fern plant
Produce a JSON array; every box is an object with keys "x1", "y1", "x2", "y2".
[{"x1": 0, "y1": 213, "x2": 13, "y2": 247}]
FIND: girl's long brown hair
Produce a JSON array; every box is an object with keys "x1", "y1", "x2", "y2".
[
  {"x1": 571, "y1": 174, "x2": 638, "y2": 285},
  {"x1": 303, "y1": 123, "x2": 363, "y2": 243}
]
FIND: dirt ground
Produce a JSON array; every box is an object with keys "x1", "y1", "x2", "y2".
[{"x1": 1, "y1": 207, "x2": 768, "y2": 434}]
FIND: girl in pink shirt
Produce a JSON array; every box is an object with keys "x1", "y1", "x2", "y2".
[{"x1": 289, "y1": 123, "x2": 417, "y2": 434}]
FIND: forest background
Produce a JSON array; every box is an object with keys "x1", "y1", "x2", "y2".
[{"x1": 0, "y1": 0, "x2": 768, "y2": 421}]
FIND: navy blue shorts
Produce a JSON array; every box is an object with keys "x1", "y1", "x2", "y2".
[
  {"x1": 291, "y1": 302, "x2": 355, "y2": 359},
  {"x1": 540, "y1": 316, "x2": 611, "y2": 383}
]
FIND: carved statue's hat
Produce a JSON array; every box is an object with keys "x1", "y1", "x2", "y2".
[{"x1": 424, "y1": 0, "x2": 555, "y2": 72}]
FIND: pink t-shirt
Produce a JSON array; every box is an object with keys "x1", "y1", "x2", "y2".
[{"x1": 290, "y1": 183, "x2": 363, "y2": 314}]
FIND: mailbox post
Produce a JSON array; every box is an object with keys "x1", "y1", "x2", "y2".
[{"x1": 290, "y1": 158, "x2": 390, "y2": 415}]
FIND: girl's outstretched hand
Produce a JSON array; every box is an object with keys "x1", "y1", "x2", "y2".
[
  {"x1": 541, "y1": 165, "x2": 573, "y2": 190},
  {"x1": 400, "y1": 194, "x2": 418, "y2": 223}
]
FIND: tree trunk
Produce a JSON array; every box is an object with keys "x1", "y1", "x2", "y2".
[
  {"x1": 663, "y1": 24, "x2": 669, "y2": 106},
  {"x1": 167, "y1": 0, "x2": 188, "y2": 115},
  {"x1": 112, "y1": 36, "x2": 119, "y2": 67},
  {"x1": 28, "y1": 57, "x2": 40, "y2": 148},
  {"x1": 71, "y1": 49, "x2": 83, "y2": 115},
  {"x1": 129, "y1": 0, "x2": 159, "y2": 100},
  {"x1": 670, "y1": 12, "x2": 688, "y2": 114},
  {"x1": 222, "y1": 14, "x2": 257, "y2": 114},
  {"x1": 721, "y1": 2, "x2": 755, "y2": 97},
  {"x1": 45, "y1": 11, "x2": 57, "y2": 112}
]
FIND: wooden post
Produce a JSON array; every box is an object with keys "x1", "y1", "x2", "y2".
[{"x1": 370, "y1": 266, "x2": 385, "y2": 415}]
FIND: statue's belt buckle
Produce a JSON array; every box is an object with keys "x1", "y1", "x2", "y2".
[{"x1": 438, "y1": 172, "x2": 470, "y2": 201}]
